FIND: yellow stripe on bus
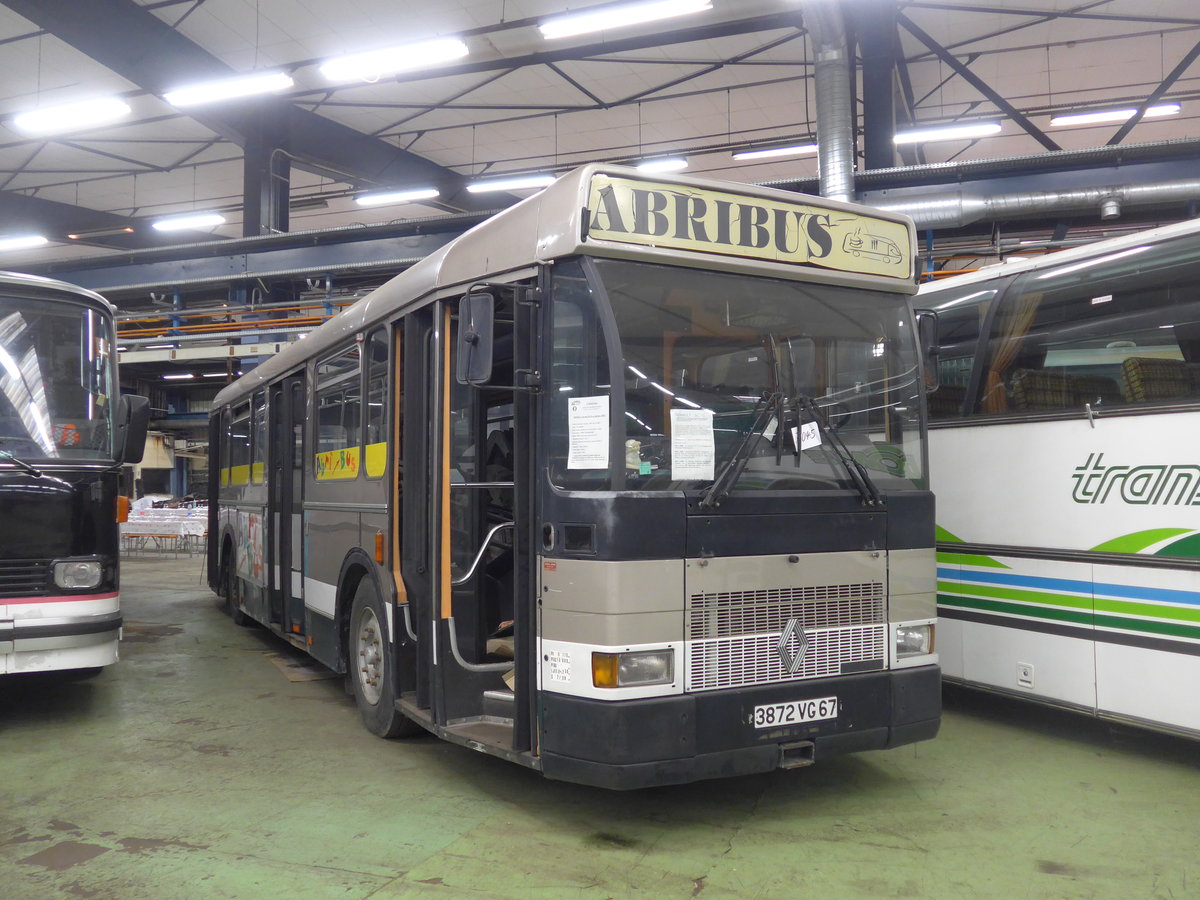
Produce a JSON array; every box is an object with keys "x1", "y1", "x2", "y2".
[
  {"x1": 315, "y1": 446, "x2": 361, "y2": 480},
  {"x1": 229, "y1": 465, "x2": 250, "y2": 486},
  {"x1": 365, "y1": 441, "x2": 387, "y2": 478},
  {"x1": 220, "y1": 468, "x2": 229, "y2": 487},
  {"x1": 251, "y1": 462, "x2": 265, "y2": 484}
]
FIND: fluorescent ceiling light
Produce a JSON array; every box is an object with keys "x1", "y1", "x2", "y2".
[
  {"x1": 732, "y1": 143, "x2": 818, "y2": 161},
  {"x1": 1050, "y1": 103, "x2": 1181, "y2": 127},
  {"x1": 162, "y1": 373, "x2": 194, "y2": 380},
  {"x1": 355, "y1": 188, "x2": 440, "y2": 207},
  {"x1": 12, "y1": 97, "x2": 131, "y2": 136},
  {"x1": 203, "y1": 372, "x2": 229, "y2": 378},
  {"x1": 319, "y1": 38, "x2": 469, "y2": 83},
  {"x1": 151, "y1": 212, "x2": 226, "y2": 232},
  {"x1": 636, "y1": 157, "x2": 688, "y2": 173},
  {"x1": 466, "y1": 174, "x2": 554, "y2": 193},
  {"x1": 894, "y1": 122, "x2": 1002, "y2": 144},
  {"x1": 0, "y1": 235, "x2": 48, "y2": 252},
  {"x1": 164, "y1": 71, "x2": 293, "y2": 107},
  {"x1": 539, "y1": 0, "x2": 712, "y2": 40}
]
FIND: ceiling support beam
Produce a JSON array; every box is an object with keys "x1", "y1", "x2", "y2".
[
  {"x1": 898, "y1": 13, "x2": 1062, "y2": 152},
  {"x1": 856, "y1": 0, "x2": 900, "y2": 170},
  {"x1": 0, "y1": 0, "x2": 503, "y2": 214},
  {"x1": 1106, "y1": 37, "x2": 1200, "y2": 146}
]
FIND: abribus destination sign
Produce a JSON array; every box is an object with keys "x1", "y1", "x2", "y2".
[{"x1": 584, "y1": 173, "x2": 914, "y2": 280}]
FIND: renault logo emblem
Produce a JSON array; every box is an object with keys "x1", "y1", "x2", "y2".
[{"x1": 777, "y1": 618, "x2": 809, "y2": 674}]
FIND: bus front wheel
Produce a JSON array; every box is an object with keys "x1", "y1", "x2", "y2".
[{"x1": 348, "y1": 579, "x2": 419, "y2": 738}]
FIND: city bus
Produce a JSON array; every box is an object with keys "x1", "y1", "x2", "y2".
[
  {"x1": 0, "y1": 272, "x2": 148, "y2": 675},
  {"x1": 206, "y1": 165, "x2": 940, "y2": 789},
  {"x1": 921, "y1": 219, "x2": 1200, "y2": 737}
]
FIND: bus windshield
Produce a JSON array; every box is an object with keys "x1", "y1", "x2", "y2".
[
  {"x1": 0, "y1": 297, "x2": 115, "y2": 460},
  {"x1": 551, "y1": 258, "x2": 924, "y2": 493}
]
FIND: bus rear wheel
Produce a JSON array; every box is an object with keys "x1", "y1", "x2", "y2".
[{"x1": 349, "y1": 578, "x2": 418, "y2": 738}]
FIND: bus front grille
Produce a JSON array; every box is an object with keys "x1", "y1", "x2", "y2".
[
  {"x1": 0, "y1": 559, "x2": 51, "y2": 597},
  {"x1": 684, "y1": 584, "x2": 887, "y2": 692}
]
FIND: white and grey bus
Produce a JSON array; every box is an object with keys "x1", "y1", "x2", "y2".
[
  {"x1": 207, "y1": 165, "x2": 940, "y2": 788},
  {"x1": 922, "y1": 219, "x2": 1200, "y2": 736}
]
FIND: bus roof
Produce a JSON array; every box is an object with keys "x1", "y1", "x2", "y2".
[
  {"x1": 215, "y1": 164, "x2": 917, "y2": 407},
  {"x1": 918, "y1": 216, "x2": 1200, "y2": 302},
  {"x1": 0, "y1": 269, "x2": 115, "y2": 312}
]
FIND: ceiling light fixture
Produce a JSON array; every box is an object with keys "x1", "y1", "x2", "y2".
[
  {"x1": 355, "y1": 187, "x2": 440, "y2": 207},
  {"x1": 0, "y1": 235, "x2": 48, "y2": 252},
  {"x1": 151, "y1": 212, "x2": 226, "y2": 232},
  {"x1": 466, "y1": 174, "x2": 555, "y2": 193},
  {"x1": 893, "y1": 122, "x2": 1002, "y2": 144},
  {"x1": 12, "y1": 97, "x2": 132, "y2": 136},
  {"x1": 67, "y1": 226, "x2": 135, "y2": 240},
  {"x1": 539, "y1": 0, "x2": 712, "y2": 40},
  {"x1": 732, "y1": 142, "x2": 818, "y2": 161},
  {"x1": 163, "y1": 71, "x2": 293, "y2": 107},
  {"x1": 1050, "y1": 103, "x2": 1181, "y2": 127},
  {"x1": 162, "y1": 373, "x2": 195, "y2": 380},
  {"x1": 319, "y1": 38, "x2": 469, "y2": 83},
  {"x1": 636, "y1": 157, "x2": 688, "y2": 173}
]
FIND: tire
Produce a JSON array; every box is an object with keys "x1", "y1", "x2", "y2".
[
  {"x1": 225, "y1": 555, "x2": 253, "y2": 627},
  {"x1": 348, "y1": 578, "x2": 419, "y2": 737},
  {"x1": 65, "y1": 666, "x2": 105, "y2": 680}
]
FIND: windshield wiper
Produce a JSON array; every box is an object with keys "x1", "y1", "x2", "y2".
[
  {"x1": 0, "y1": 448, "x2": 43, "y2": 478},
  {"x1": 795, "y1": 395, "x2": 884, "y2": 508},
  {"x1": 698, "y1": 392, "x2": 778, "y2": 510}
]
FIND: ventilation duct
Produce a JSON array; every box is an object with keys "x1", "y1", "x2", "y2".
[
  {"x1": 802, "y1": 1, "x2": 854, "y2": 202},
  {"x1": 871, "y1": 179, "x2": 1200, "y2": 228}
]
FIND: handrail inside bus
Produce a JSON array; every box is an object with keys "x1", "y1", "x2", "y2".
[
  {"x1": 451, "y1": 520, "x2": 514, "y2": 586},
  {"x1": 447, "y1": 616, "x2": 513, "y2": 673}
]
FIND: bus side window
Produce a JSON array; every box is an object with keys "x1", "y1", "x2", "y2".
[
  {"x1": 315, "y1": 346, "x2": 362, "y2": 477},
  {"x1": 219, "y1": 407, "x2": 231, "y2": 489},
  {"x1": 365, "y1": 328, "x2": 388, "y2": 479},
  {"x1": 926, "y1": 289, "x2": 995, "y2": 419},
  {"x1": 979, "y1": 238, "x2": 1200, "y2": 414},
  {"x1": 251, "y1": 390, "x2": 266, "y2": 483},
  {"x1": 230, "y1": 404, "x2": 251, "y2": 485}
]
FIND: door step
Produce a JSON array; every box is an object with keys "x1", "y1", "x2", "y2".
[
  {"x1": 482, "y1": 688, "x2": 515, "y2": 719},
  {"x1": 443, "y1": 716, "x2": 514, "y2": 747}
]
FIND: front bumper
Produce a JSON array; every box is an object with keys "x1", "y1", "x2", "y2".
[{"x1": 539, "y1": 665, "x2": 940, "y2": 790}]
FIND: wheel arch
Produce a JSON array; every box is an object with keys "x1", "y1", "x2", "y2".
[{"x1": 335, "y1": 550, "x2": 392, "y2": 674}]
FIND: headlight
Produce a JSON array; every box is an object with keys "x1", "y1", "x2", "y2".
[
  {"x1": 592, "y1": 649, "x2": 675, "y2": 688},
  {"x1": 896, "y1": 624, "x2": 934, "y2": 657},
  {"x1": 54, "y1": 560, "x2": 102, "y2": 590}
]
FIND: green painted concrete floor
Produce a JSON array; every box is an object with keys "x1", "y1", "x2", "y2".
[{"x1": 2, "y1": 555, "x2": 1197, "y2": 900}]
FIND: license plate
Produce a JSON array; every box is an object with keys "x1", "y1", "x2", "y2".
[{"x1": 751, "y1": 696, "x2": 838, "y2": 729}]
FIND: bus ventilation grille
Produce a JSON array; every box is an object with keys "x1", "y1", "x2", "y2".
[
  {"x1": 685, "y1": 584, "x2": 886, "y2": 692},
  {"x1": 0, "y1": 559, "x2": 52, "y2": 598}
]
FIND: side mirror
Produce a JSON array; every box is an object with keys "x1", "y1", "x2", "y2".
[
  {"x1": 115, "y1": 394, "x2": 150, "y2": 464},
  {"x1": 456, "y1": 291, "x2": 495, "y2": 385},
  {"x1": 915, "y1": 309, "x2": 941, "y2": 393}
]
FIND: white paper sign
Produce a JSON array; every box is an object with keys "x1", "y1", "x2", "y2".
[
  {"x1": 671, "y1": 408, "x2": 715, "y2": 481},
  {"x1": 794, "y1": 420, "x2": 822, "y2": 451},
  {"x1": 567, "y1": 395, "x2": 610, "y2": 469}
]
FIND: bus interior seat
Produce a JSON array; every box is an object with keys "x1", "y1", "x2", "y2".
[
  {"x1": 1010, "y1": 368, "x2": 1122, "y2": 410},
  {"x1": 927, "y1": 383, "x2": 967, "y2": 418},
  {"x1": 1121, "y1": 356, "x2": 1198, "y2": 402}
]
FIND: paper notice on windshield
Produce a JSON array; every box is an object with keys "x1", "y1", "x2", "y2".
[
  {"x1": 567, "y1": 396, "x2": 610, "y2": 469},
  {"x1": 793, "y1": 421, "x2": 822, "y2": 451},
  {"x1": 670, "y1": 408, "x2": 715, "y2": 481}
]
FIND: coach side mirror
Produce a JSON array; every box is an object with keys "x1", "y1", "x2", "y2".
[
  {"x1": 115, "y1": 394, "x2": 150, "y2": 464},
  {"x1": 457, "y1": 291, "x2": 495, "y2": 385},
  {"x1": 915, "y1": 309, "x2": 941, "y2": 393}
]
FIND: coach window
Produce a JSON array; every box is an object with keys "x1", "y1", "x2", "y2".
[
  {"x1": 979, "y1": 236, "x2": 1200, "y2": 414},
  {"x1": 925, "y1": 287, "x2": 995, "y2": 420},
  {"x1": 251, "y1": 390, "x2": 266, "y2": 483},
  {"x1": 365, "y1": 328, "x2": 388, "y2": 479},
  {"x1": 315, "y1": 346, "x2": 362, "y2": 480}
]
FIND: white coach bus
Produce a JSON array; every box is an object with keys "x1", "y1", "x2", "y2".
[{"x1": 920, "y1": 219, "x2": 1200, "y2": 736}]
